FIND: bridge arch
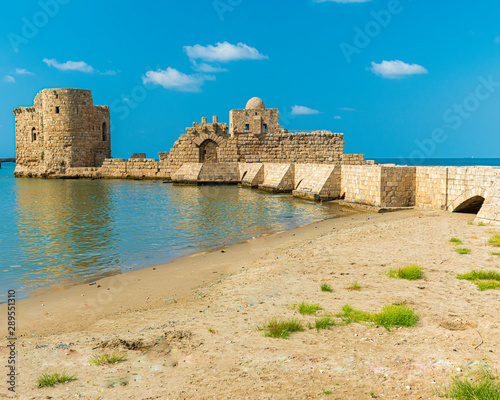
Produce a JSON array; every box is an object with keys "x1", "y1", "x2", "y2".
[{"x1": 449, "y1": 187, "x2": 486, "y2": 214}]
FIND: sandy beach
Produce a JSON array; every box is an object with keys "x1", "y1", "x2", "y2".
[{"x1": 1, "y1": 208, "x2": 499, "y2": 399}]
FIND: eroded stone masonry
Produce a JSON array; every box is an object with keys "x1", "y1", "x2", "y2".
[
  {"x1": 13, "y1": 90, "x2": 500, "y2": 224},
  {"x1": 14, "y1": 89, "x2": 110, "y2": 177}
]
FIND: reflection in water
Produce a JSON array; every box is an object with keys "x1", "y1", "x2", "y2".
[
  {"x1": 14, "y1": 178, "x2": 118, "y2": 295},
  {"x1": 0, "y1": 163, "x2": 341, "y2": 301}
]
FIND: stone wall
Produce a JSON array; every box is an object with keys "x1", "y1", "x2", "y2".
[
  {"x1": 99, "y1": 158, "x2": 173, "y2": 180},
  {"x1": 415, "y1": 166, "x2": 500, "y2": 211},
  {"x1": 342, "y1": 165, "x2": 382, "y2": 206},
  {"x1": 14, "y1": 88, "x2": 110, "y2": 177},
  {"x1": 161, "y1": 126, "x2": 353, "y2": 170},
  {"x1": 476, "y1": 180, "x2": 500, "y2": 225},
  {"x1": 229, "y1": 108, "x2": 281, "y2": 137},
  {"x1": 341, "y1": 165, "x2": 415, "y2": 208},
  {"x1": 293, "y1": 164, "x2": 341, "y2": 201},
  {"x1": 380, "y1": 166, "x2": 416, "y2": 208},
  {"x1": 259, "y1": 163, "x2": 295, "y2": 193},
  {"x1": 158, "y1": 97, "x2": 368, "y2": 176}
]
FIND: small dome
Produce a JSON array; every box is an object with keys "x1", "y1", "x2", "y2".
[{"x1": 245, "y1": 97, "x2": 265, "y2": 110}]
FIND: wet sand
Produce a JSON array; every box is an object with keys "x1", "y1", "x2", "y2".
[{"x1": 1, "y1": 209, "x2": 499, "y2": 399}]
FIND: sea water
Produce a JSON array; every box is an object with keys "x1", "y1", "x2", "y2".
[{"x1": 0, "y1": 163, "x2": 339, "y2": 301}]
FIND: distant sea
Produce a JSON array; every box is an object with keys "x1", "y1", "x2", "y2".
[{"x1": 373, "y1": 158, "x2": 500, "y2": 167}]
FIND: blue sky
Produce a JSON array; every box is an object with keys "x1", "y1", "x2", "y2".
[{"x1": 1, "y1": 0, "x2": 500, "y2": 161}]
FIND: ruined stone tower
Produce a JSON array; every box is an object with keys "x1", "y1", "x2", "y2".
[
  {"x1": 13, "y1": 88, "x2": 110, "y2": 176},
  {"x1": 229, "y1": 97, "x2": 281, "y2": 137}
]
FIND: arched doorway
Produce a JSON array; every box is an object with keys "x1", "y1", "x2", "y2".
[
  {"x1": 453, "y1": 195, "x2": 485, "y2": 214},
  {"x1": 199, "y1": 140, "x2": 218, "y2": 163}
]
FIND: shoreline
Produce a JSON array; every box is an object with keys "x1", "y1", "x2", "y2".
[
  {"x1": 0, "y1": 204, "x2": 368, "y2": 338},
  {"x1": 0, "y1": 201, "x2": 348, "y2": 306}
]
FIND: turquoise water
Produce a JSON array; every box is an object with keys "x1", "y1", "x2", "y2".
[{"x1": 0, "y1": 163, "x2": 340, "y2": 302}]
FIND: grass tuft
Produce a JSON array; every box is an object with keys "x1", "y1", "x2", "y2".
[
  {"x1": 467, "y1": 221, "x2": 474, "y2": 225},
  {"x1": 336, "y1": 304, "x2": 372, "y2": 324},
  {"x1": 488, "y1": 235, "x2": 500, "y2": 247},
  {"x1": 89, "y1": 352, "x2": 127, "y2": 366},
  {"x1": 311, "y1": 315, "x2": 336, "y2": 331},
  {"x1": 476, "y1": 281, "x2": 500, "y2": 291},
  {"x1": 337, "y1": 304, "x2": 418, "y2": 330},
  {"x1": 491, "y1": 252, "x2": 500, "y2": 256},
  {"x1": 37, "y1": 372, "x2": 76, "y2": 388},
  {"x1": 297, "y1": 301, "x2": 322, "y2": 315},
  {"x1": 372, "y1": 305, "x2": 419, "y2": 330},
  {"x1": 457, "y1": 270, "x2": 500, "y2": 291},
  {"x1": 260, "y1": 318, "x2": 304, "y2": 339},
  {"x1": 478, "y1": 221, "x2": 487, "y2": 226},
  {"x1": 455, "y1": 248, "x2": 472, "y2": 255},
  {"x1": 449, "y1": 237, "x2": 463, "y2": 245},
  {"x1": 386, "y1": 265, "x2": 423, "y2": 280},
  {"x1": 346, "y1": 281, "x2": 362, "y2": 291},
  {"x1": 438, "y1": 368, "x2": 500, "y2": 399},
  {"x1": 320, "y1": 282, "x2": 334, "y2": 293}
]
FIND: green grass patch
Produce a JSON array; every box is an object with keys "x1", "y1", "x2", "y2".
[
  {"x1": 337, "y1": 304, "x2": 418, "y2": 330},
  {"x1": 310, "y1": 315, "x2": 336, "y2": 331},
  {"x1": 386, "y1": 265, "x2": 423, "y2": 280},
  {"x1": 468, "y1": 221, "x2": 474, "y2": 225},
  {"x1": 455, "y1": 248, "x2": 472, "y2": 255},
  {"x1": 457, "y1": 270, "x2": 500, "y2": 291},
  {"x1": 372, "y1": 305, "x2": 419, "y2": 329},
  {"x1": 320, "y1": 282, "x2": 334, "y2": 292},
  {"x1": 297, "y1": 301, "x2": 322, "y2": 315},
  {"x1": 491, "y1": 252, "x2": 500, "y2": 256},
  {"x1": 449, "y1": 237, "x2": 463, "y2": 245},
  {"x1": 458, "y1": 270, "x2": 500, "y2": 281},
  {"x1": 89, "y1": 352, "x2": 127, "y2": 366},
  {"x1": 336, "y1": 304, "x2": 372, "y2": 324},
  {"x1": 478, "y1": 221, "x2": 487, "y2": 226},
  {"x1": 476, "y1": 281, "x2": 500, "y2": 291},
  {"x1": 437, "y1": 368, "x2": 500, "y2": 399},
  {"x1": 488, "y1": 235, "x2": 500, "y2": 247},
  {"x1": 346, "y1": 281, "x2": 362, "y2": 291},
  {"x1": 260, "y1": 318, "x2": 304, "y2": 339},
  {"x1": 37, "y1": 372, "x2": 76, "y2": 388}
]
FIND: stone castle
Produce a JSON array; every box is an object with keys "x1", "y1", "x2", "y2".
[
  {"x1": 12, "y1": 89, "x2": 500, "y2": 225},
  {"x1": 14, "y1": 89, "x2": 110, "y2": 176}
]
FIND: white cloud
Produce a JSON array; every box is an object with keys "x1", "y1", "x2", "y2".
[
  {"x1": 339, "y1": 107, "x2": 356, "y2": 111},
  {"x1": 370, "y1": 60, "x2": 428, "y2": 79},
  {"x1": 15, "y1": 68, "x2": 35, "y2": 75},
  {"x1": 184, "y1": 42, "x2": 268, "y2": 63},
  {"x1": 334, "y1": 115, "x2": 342, "y2": 119},
  {"x1": 43, "y1": 58, "x2": 95, "y2": 73},
  {"x1": 4, "y1": 75, "x2": 15, "y2": 83},
  {"x1": 314, "y1": 0, "x2": 371, "y2": 3},
  {"x1": 290, "y1": 105, "x2": 321, "y2": 115},
  {"x1": 142, "y1": 67, "x2": 213, "y2": 92}
]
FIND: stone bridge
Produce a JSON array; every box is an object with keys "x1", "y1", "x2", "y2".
[{"x1": 169, "y1": 163, "x2": 500, "y2": 225}]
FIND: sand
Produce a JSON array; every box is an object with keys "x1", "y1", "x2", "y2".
[{"x1": 1, "y1": 208, "x2": 499, "y2": 399}]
